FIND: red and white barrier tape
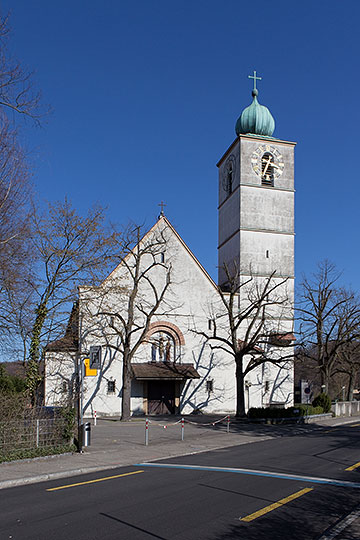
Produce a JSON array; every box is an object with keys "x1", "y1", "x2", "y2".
[
  {"x1": 147, "y1": 419, "x2": 182, "y2": 429},
  {"x1": 184, "y1": 415, "x2": 230, "y2": 426}
]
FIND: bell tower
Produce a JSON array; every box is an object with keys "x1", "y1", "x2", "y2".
[{"x1": 217, "y1": 72, "x2": 296, "y2": 406}]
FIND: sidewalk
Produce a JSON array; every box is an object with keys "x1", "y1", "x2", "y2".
[{"x1": 0, "y1": 414, "x2": 358, "y2": 490}]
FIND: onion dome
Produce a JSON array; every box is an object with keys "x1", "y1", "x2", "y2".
[{"x1": 235, "y1": 88, "x2": 275, "y2": 137}]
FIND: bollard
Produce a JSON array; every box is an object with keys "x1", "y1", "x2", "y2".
[
  {"x1": 94, "y1": 410, "x2": 97, "y2": 426},
  {"x1": 145, "y1": 418, "x2": 149, "y2": 446},
  {"x1": 82, "y1": 422, "x2": 91, "y2": 446},
  {"x1": 181, "y1": 418, "x2": 184, "y2": 441},
  {"x1": 227, "y1": 415, "x2": 230, "y2": 433}
]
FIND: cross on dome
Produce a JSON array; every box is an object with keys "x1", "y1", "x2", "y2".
[
  {"x1": 248, "y1": 70, "x2": 262, "y2": 92},
  {"x1": 235, "y1": 71, "x2": 275, "y2": 137}
]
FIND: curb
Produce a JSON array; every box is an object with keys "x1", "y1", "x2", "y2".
[
  {"x1": 0, "y1": 435, "x2": 273, "y2": 491},
  {"x1": 0, "y1": 417, "x2": 358, "y2": 491}
]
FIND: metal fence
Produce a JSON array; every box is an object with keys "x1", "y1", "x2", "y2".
[{"x1": 0, "y1": 417, "x2": 68, "y2": 455}]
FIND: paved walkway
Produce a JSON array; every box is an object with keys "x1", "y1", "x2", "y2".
[
  {"x1": 2, "y1": 415, "x2": 359, "y2": 538},
  {"x1": 0, "y1": 414, "x2": 357, "y2": 491}
]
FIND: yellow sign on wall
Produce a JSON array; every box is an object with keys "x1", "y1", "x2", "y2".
[{"x1": 84, "y1": 358, "x2": 97, "y2": 377}]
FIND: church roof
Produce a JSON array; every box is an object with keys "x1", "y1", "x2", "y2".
[
  {"x1": 45, "y1": 302, "x2": 79, "y2": 352},
  {"x1": 102, "y1": 215, "x2": 218, "y2": 290},
  {"x1": 235, "y1": 88, "x2": 275, "y2": 137},
  {"x1": 132, "y1": 362, "x2": 200, "y2": 380}
]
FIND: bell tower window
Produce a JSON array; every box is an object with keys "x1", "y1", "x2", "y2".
[
  {"x1": 227, "y1": 164, "x2": 233, "y2": 194},
  {"x1": 261, "y1": 152, "x2": 275, "y2": 186}
]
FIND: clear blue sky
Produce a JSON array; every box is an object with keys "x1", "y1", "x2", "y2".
[{"x1": 3, "y1": 0, "x2": 360, "y2": 291}]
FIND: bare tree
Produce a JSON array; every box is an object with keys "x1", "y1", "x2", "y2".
[
  {"x1": 26, "y1": 199, "x2": 118, "y2": 399},
  {"x1": 333, "y1": 341, "x2": 360, "y2": 401},
  {"x1": 0, "y1": 13, "x2": 49, "y2": 123},
  {"x1": 0, "y1": 282, "x2": 34, "y2": 364},
  {"x1": 0, "y1": 12, "x2": 50, "y2": 361},
  {"x1": 194, "y1": 263, "x2": 293, "y2": 417},
  {"x1": 297, "y1": 261, "x2": 360, "y2": 395},
  {"x1": 80, "y1": 222, "x2": 174, "y2": 420},
  {"x1": 0, "y1": 121, "x2": 34, "y2": 348}
]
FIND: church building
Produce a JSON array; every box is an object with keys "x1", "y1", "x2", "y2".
[{"x1": 44, "y1": 74, "x2": 296, "y2": 417}]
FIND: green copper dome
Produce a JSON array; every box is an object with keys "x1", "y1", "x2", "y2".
[{"x1": 235, "y1": 88, "x2": 275, "y2": 137}]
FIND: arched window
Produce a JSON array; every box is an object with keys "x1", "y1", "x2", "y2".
[{"x1": 150, "y1": 331, "x2": 175, "y2": 363}]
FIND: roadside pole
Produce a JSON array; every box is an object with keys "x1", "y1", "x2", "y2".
[
  {"x1": 80, "y1": 360, "x2": 84, "y2": 428},
  {"x1": 77, "y1": 314, "x2": 84, "y2": 453},
  {"x1": 145, "y1": 418, "x2": 149, "y2": 446},
  {"x1": 76, "y1": 358, "x2": 84, "y2": 453}
]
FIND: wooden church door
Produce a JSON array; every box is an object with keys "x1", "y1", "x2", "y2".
[{"x1": 148, "y1": 381, "x2": 175, "y2": 414}]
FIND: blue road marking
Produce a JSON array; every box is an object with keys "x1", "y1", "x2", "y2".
[{"x1": 135, "y1": 462, "x2": 360, "y2": 489}]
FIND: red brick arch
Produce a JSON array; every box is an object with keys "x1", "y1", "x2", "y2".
[{"x1": 146, "y1": 321, "x2": 185, "y2": 346}]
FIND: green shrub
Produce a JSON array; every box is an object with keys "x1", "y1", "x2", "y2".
[
  {"x1": 312, "y1": 393, "x2": 331, "y2": 413},
  {"x1": 248, "y1": 405, "x2": 324, "y2": 419},
  {"x1": 60, "y1": 407, "x2": 76, "y2": 442},
  {"x1": 292, "y1": 404, "x2": 323, "y2": 416},
  {"x1": 0, "y1": 443, "x2": 76, "y2": 463},
  {"x1": 0, "y1": 365, "x2": 26, "y2": 394},
  {"x1": 0, "y1": 391, "x2": 29, "y2": 421}
]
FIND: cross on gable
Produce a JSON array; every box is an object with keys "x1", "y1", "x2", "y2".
[{"x1": 158, "y1": 200, "x2": 166, "y2": 218}]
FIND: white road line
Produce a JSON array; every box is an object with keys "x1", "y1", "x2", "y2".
[
  {"x1": 319, "y1": 507, "x2": 360, "y2": 539},
  {"x1": 136, "y1": 462, "x2": 360, "y2": 489}
]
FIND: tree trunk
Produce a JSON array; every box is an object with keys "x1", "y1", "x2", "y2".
[
  {"x1": 320, "y1": 368, "x2": 329, "y2": 395},
  {"x1": 26, "y1": 302, "x2": 49, "y2": 404},
  {"x1": 121, "y1": 352, "x2": 132, "y2": 421},
  {"x1": 235, "y1": 357, "x2": 246, "y2": 417},
  {"x1": 347, "y1": 370, "x2": 356, "y2": 402}
]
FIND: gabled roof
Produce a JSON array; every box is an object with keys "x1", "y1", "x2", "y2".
[
  {"x1": 45, "y1": 302, "x2": 79, "y2": 352},
  {"x1": 101, "y1": 215, "x2": 218, "y2": 290}
]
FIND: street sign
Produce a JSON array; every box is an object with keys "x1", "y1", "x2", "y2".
[
  {"x1": 301, "y1": 380, "x2": 312, "y2": 403},
  {"x1": 84, "y1": 358, "x2": 97, "y2": 377}
]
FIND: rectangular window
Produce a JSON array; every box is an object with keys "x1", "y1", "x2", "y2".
[
  {"x1": 107, "y1": 380, "x2": 116, "y2": 394},
  {"x1": 206, "y1": 380, "x2": 214, "y2": 393},
  {"x1": 61, "y1": 381, "x2": 67, "y2": 394},
  {"x1": 90, "y1": 346, "x2": 101, "y2": 368},
  {"x1": 161, "y1": 252, "x2": 165, "y2": 263}
]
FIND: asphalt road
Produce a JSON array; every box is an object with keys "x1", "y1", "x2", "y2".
[{"x1": 2, "y1": 422, "x2": 360, "y2": 540}]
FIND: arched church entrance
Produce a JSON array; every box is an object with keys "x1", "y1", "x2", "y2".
[
  {"x1": 131, "y1": 321, "x2": 200, "y2": 415},
  {"x1": 147, "y1": 330, "x2": 177, "y2": 414}
]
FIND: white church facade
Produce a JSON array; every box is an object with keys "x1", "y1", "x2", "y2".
[{"x1": 44, "y1": 75, "x2": 296, "y2": 417}]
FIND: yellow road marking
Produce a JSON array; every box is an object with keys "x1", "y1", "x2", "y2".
[
  {"x1": 240, "y1": 487, "x2": 313, "y2": 522},
  {"x1": 350, "y1": 424, "x2": 360, "y2": 427},
  {"x1": 46, "y1": 470, "x2": 144, "y2": 491},
  {"x1": 345, "y1": 462, "x2": 360, "y2": 472}
]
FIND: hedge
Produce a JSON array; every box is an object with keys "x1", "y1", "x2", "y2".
[{"x1": 248, "y1": 404, "x2": 324, "y2": 419}]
